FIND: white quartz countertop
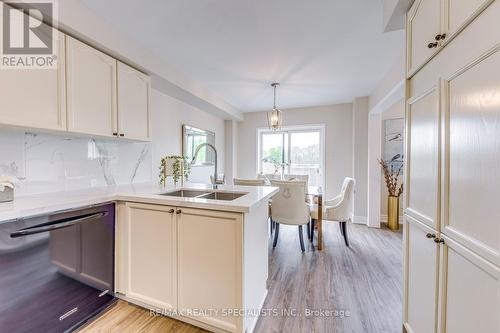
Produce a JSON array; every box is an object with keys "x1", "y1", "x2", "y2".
[{"x1": 0, "y1": 182, "x2": 278, "y2": 222}]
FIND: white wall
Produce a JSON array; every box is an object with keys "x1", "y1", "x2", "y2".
[
  {"x1": 151, "y1": 89, "x2": 226, "y2": 185},
  {"x1": 237, "y1": 104, "x2": 353, "y2": 200},
  {"x1": 352, "y1": 97, "x2": 370, "y2": 223}
]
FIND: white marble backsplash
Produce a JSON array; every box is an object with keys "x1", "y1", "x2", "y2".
[{"x1": 0, "y1": 128, "x2": 152, "y2": 196}]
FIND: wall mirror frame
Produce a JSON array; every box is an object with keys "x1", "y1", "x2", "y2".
[{"x1": 182, "y1": 125, "x2": 215, "y2": 166}]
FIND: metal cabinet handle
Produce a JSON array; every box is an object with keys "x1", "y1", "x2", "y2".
[
  {"x1": 119, "y1": 134, "x2": 125, "y2": 137},
  {"x1": 168, "y1": 209, "x2": 175, "y2": 214},
  {"x1": 434, "y1": 238, "x2": 445, "y2": 244},
  {"x1": 113, "y1": 132, "x2": 118, "y2": 136},
  {"x1": 428, "y1": 42, "x2": 438, "y2": 48},
  {"x1": 435, "y1": 33, "x2": 446, "y2": 41},
  {"x1": 426, "y1": 233, "x2": 436, "y2": 239},
  {"x1": 176, "y1": 209, "x2": 182, "y2": 214}
]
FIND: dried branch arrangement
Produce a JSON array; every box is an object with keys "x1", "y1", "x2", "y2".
[{"x1": 378, "y1": 159, "x2": 403, "y2": 197}]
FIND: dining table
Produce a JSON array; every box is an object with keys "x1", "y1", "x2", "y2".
[{"x1": 307, "y1": 186, "x2": 324, "y2": 250}]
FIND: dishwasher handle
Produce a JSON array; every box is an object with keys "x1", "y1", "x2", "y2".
[{"x1": 10, "y1": 212, "x2": 108, "y2": 238}]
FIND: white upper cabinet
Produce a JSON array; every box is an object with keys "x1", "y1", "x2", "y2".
[
  {"x1": 406, "y1": 85, "x2": 440, "y2": 230},
  {"x1": 117, "y1": 62, "x2": 151, "y2": 141},
  {"x1": 66, "y1": 36, "x2": 117, "y2": 137},
  {"x1": 0, "y1": 28, "x2": 66, "y2": 131},
  {"x1": 407, "y1": 0, "x2": 442, "y2": 76},
  {"x1": 444, "y1": 0, "x2": 493, "y2": 39}
]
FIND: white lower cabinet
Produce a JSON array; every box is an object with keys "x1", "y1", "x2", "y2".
[
  {"x1": 116, "y1": 202, "x2": 244, "y2": 333},
  {"x1": 404, "y1": 216, "x2": 440, "y2": 333},
  {"x1": 119, "y1": 202, "x2": 177, "y2": 310}
]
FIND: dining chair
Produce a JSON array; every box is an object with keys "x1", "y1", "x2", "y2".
[
  {"x1": 233, "y1": 178, "x2": 266, "y2": 186},
  {"x1": 284, "y1": 174, "x2": 309, "y2": 189},
  {"x1": 270, "y1": 179, "x2": 310, "y2": 252},
  {"x1": 309, "y1": 177, "x2": 355, "y2": 246}
]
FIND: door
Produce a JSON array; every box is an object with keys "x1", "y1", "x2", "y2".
[
  {"x1": 66, "y1": 36, "x2": 117, "y2": 137},
  {"x1": 439, "y1": 236, "x2": 500, "y2": 333},
  {"x1": 177, "y1": 207, "x2": 243, "y2": 333},
  {"x1": 0, "y1": 27, "x2": 66, "y2": 131},
  {"x1": 404, "y1": 216, "x2": 440, "y2": 333},
  {"x1": 122, "y1": 202, "x2": 177, "y2": 310},
  {"x1": 407, "y1": 0, "x2": 442, "y2": 76},
  {"x1": 444, "y1": 0, "x2": 493, "y2": 39},
  {"x1": 117, "y1": 62, "x2": 151, "y2": 141},
  {"x1": 406, "y1": 85, "x2": 440, "y2": 230},
  {"x1": 442, "y1": 48, "x2": 500, "y2": 266}
]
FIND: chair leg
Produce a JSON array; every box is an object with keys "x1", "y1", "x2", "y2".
[
  {"x1": 341, "y1": 221, "x2": 349, "y2": 247},
  {"x1": 299, "y1": 225, "x2": 305, "y2": 252},
  {"x1": 339, "y1": 222, "x2": 344, "y2": 236},
  {"x1": 270, "y1": 218, "x2": 273, "y2": 235},
  {"x1": 310, "y1": 219, "x2": 315, "y2": 241},
  {"x1": 307, "y1": 219, "x2": 311, "y2": 240},
  {"x1": 273, "y1": 223, "x2": 280, "y2": 247}
]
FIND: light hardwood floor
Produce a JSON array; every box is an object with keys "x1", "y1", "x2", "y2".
[{"x1": 80, "y1": 222, "x2": 402, "y2": 333}]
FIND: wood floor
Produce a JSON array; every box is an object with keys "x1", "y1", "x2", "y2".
[{"x1": 80, "y1": 223, "x2": 402, "y2": 333}]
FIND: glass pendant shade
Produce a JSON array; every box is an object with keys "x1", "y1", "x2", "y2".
[{"x1": 268, "y1": 82, "x2": 283, "y2": 131}]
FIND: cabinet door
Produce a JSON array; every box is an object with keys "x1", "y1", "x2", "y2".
[
  {"x1": 66, "y1": 36, "x2": 117, "y2": 137},
  {"x1": 406, "y1": 85, "x2": 440, "y2": 230},
  {"x1": 122, "y1": 203, "x2": 177, "y2": 310},
  {"x1": 442, "y1": 48, "x2": 500, "y2": 266},
  {"x1": 404, "y1": 215, "x2": 440, "y2": 333},
  {"x1": 0, "y1": 29, "x2": 66, "y2": 131},
  {"x1": 444, "y1": 0, "x2": 493, "y2": 39},
  {"x1": 439, "y1": 236, "x2": 500, "y2": 333},
  {"x1": 407, "y1": 0, "x2": 442, "y2": 76},
  {"x1": 117, "y1": 62, "x2": 151, "y2": 141},
  {"x1": 177, "y1": 208, "x2": 243, "y2": 333}
]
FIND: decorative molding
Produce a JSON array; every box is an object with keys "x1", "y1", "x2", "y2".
[{"x1": 380, "y1": 214, "x2": 404, "y2": 224}]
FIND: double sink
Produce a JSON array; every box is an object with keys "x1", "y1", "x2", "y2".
[{"x1": 159, "y1": 189, "x2": 248, "y2": 201}]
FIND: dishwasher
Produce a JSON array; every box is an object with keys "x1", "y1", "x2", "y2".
[{"x1": 0, "y1": 202, "x2": 116, "y2": 333}]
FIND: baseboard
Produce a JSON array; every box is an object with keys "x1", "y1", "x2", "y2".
[
  {"x1": 353, "y1": 216, "x2": 367, "y2": 224},
  {"x1": 380, "y1": 214, "x2": 404, "y2": 224}
]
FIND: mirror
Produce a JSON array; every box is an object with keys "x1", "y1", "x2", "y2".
[{"x1": 182, "y1": 125, "x2": 215, "y2": 166}]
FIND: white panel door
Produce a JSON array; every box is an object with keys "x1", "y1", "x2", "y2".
[
  {"x1": 123, "y1": 202, "x2": 177, "y2": 310},
  {"x1": 404, "y1": 216, "x2": 440, "y2": 333},
  {"x1": 445, "y1": 0, "x2": 493, "y2": 39},
  {"x1": 117, "y1": 62, "x2": 150, "y2": 141},
  {"x1": 0, "y1": 29, "x2": 66, "y2": 131},
  {"x1": 66, "y1": 36, "x2": 117, "y2": 137},
  {"x1": 440, "y1": 236, "x2": 500, "y2": 333},
  {"x1": 406, "y1": 85, "x2": 440, "y2": 229},
  {"x1": 177, "y1": 208, "x2": 243, "y2": 333},
  {"x1": 407, "y1": 0, "x2": 442, "y2": 76},
  {"x1": 443, "y1": 47, "x2": 500, "y2": 266}
]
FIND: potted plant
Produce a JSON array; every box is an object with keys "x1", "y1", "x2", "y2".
[
  {"x1": 379, "y1": 159, "x2": 403, "y2": 230},
  {"x1": 159, "y1": 155, "x2": 191, "y2": 187}
]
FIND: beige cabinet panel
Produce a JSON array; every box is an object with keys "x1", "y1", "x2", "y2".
[
  {"x1": 406, "y1": 86, "x2": 440, "y2": 229},
  {"x1": 117, "y1": 62, "x2": 150, "y2": 141},
  {"x1": 445, "y1": 0, "x2": 493, "y2": 39},
  {"x1": 404, "y1": 216, "x2": 440, "y2": 333},
  {"x1": 123, "y1": 203, "x2": 177, "y2": 310},
  {"x1": 0, "y1": 29, "x2": 66, "y2": 131},
  {"x1": 177, "y1": 208, "x2": 243, "y2": 333},
  {"x1": 443, "y1": 48, "x2": 500, "y2": 266},
  {"x1": 66, "y1": 36, "x2": 117, "y2": 137},
  {"x1": 440, "y1": 236, "x2": 500, "y2": 333},
  {"x1": 407, "y1": 0, "x2": 442, "y2": 76}
]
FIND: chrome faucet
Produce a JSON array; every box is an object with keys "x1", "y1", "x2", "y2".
[{"x1": 191, "y1": 143, "x2": 218, "y2": 189}]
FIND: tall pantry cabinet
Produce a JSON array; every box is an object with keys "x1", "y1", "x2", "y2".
[{"x1": 404, "y1": 1, "x2": 500, "y2": 333}]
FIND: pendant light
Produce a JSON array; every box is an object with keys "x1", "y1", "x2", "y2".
[{"x1": 267, "y1": 82, "x2": 283, "y2": 131}]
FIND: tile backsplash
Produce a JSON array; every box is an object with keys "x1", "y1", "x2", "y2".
[{"x1": 0, "y1": 128, "x2": 152, "y2": 196}]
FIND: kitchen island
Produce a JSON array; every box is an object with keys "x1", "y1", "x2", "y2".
[{"x1": 0, "y1": 183, "x2": 278, "y2": 333}]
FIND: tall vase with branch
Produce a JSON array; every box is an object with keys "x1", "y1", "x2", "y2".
[
  {"x1": 262, "y1": 157, "x2": 289, "y2": 178},
  {"x1": 379, "y1": 159, "x2": 403, "y2": 230}
]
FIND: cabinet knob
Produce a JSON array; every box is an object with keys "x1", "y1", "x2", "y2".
[
  {"x1": 428, "y1": 42, "x2": 438, "y2": 49},
  {"x1": 435, "y1": 33, "x2": 446, "y2": 41},
  {"x1": 168, "y1": 209, "x2": 175, "y2": 214},
  {"x1": 176, "y1": 209, "x2": 182, "y2": 214},
  {"x1": 426, "y1": 233, "x2": 436, "y2": 239},
  {"x1": 119, "y1": 133, "x2": 125, "y2": 137},
  {"x1": 113, "y1": 132, "x2": 118, "y2": 136},
  {"x1": 434, "y1": 238, "x2": 445, "y2": 244}
]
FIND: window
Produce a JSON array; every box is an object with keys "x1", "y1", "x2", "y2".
[{"x1": 257, "y1": 125, "x2": 325, "y2": 188}]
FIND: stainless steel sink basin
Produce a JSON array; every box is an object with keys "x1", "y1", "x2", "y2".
[
  {"x1": 197, "y1": 191, "x2": 247, "y2": 201},
  {"x1": 160, "y1": 189, "x2": 212, "y2": 198},
  {"x1": 159, "y1": 189, "x2": 248, "y2": 201}
]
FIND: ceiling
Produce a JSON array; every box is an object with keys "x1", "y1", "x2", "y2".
[{"x1": 80, "y1": 0, "x2": 405, "y2": 112}]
